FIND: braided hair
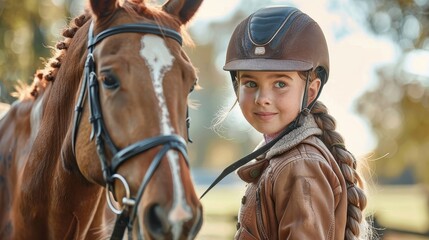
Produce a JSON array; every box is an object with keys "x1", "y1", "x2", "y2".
[{"x1": 300, "y1": 71, "x2": 371, "y2": 239}]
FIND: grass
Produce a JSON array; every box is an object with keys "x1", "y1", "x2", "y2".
[
  {"x1": 196, "y1": 185, "x2": 243, "y2": 240},
  {"x1": 368, "y1": 185, "x2": 429, "y2": 234}
]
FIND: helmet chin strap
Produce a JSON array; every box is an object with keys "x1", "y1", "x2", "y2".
[
  {"x1": 296, "y1": 70, "x2": 312, "y2": 129},
  {"x1": 300, "y1": 71, "x2": 311, "y2": 113},
  {"x1": 299, "y1": 70, "x2": 324, "y2": 119}
]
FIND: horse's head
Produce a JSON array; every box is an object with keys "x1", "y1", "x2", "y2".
[{"x1": 70, "y1": 0, "x2": 203, "y2": 239}]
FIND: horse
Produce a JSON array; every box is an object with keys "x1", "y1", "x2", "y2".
[{"x1": 0, "y1": 0, "x2": 204, "y2": 239}]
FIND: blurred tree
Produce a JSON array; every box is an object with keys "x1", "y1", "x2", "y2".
[
  {"x1": 357, "y1": 65, "x2": 429, "y2": 182},
  {"x1": 0, "y1": 0, "x2": 69, "y2": 103},
  {"x1": 354, "y1": 0, "x2": 429, "y2": 50},
  {"x1": 353, "y1": 0, "x2": 429, "y2": 184}
]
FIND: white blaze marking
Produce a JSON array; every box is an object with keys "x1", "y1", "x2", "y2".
[{"x1": 140, "y1": 35, "x2": 192, "y2": 237}]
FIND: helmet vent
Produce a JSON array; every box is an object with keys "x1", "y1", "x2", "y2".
[{"x1": 248, "y1": 8, "x2": 299, "y2": 46}]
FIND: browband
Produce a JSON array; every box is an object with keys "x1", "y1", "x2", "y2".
[{"x1": 88, "y1": 22, "x2": 183, "y2": 49}]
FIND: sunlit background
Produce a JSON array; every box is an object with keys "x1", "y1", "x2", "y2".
[{"x1": 1, "y1": 0, "x2": 429, "y2": 239}]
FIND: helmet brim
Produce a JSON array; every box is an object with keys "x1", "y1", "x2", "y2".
[{"x1": 223, "y1": 59, "x2": 313, "y2": 72}]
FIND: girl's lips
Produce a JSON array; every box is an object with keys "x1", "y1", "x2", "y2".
[{"x1": 254, "y1": 112, "x2": 277, "y2": 120}]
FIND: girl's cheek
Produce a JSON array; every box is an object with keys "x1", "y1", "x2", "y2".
[{"x1": 239, "y1": 93, "x2": 253, "y2": 103}]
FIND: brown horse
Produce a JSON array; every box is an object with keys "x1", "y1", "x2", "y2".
[{"x1": 0, "y1": 0, "x2": 204, "y2": 239}]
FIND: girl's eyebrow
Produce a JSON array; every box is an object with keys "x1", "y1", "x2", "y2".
[
  {"x1": 239, "y1": 73, "x2": 255, "y2": 79},
  {"x1": 268, "y1": 73, "x2": 294, "y2": 81},
  {"x1": 239, "y1": 73, "x2": 294, "y2": 80}
]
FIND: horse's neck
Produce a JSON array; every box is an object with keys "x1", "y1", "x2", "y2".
[
  {"x1": 15, "y1": 164, "x2": 107, "y2": 239},
  {"x1": 24, "y1": 21, "x2": 89, "y2": 177},
  {"x1": 14, "y1": 23, "x2": 111, "y2": 237},
  {"x1": 17, "y1": 122, "x2": 107, "y2": 239},
  {"x1": 49, "y1": 172, "x2": 108, "y2": 239},
  {"x1": 22, "y1": 16, "x2": 90, "y2": 181},
  {"x1": 0, "y1": 89, "x2": 107, "y2": 238}
]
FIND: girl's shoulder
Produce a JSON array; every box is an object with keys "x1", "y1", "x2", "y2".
[
  {"x1": 271, "y1": 136, "x2": 331, "y2": 164},
  {"x1": 268, "y1": 136, "x2": 337, "y2": 178}
]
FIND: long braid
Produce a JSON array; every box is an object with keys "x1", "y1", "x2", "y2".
[
  {"x1": 44, "y1": 13, "x2": 90, "y2": 82},
  {"x1": 311, "y1": 101, "x2": 368, "y2": 240}
]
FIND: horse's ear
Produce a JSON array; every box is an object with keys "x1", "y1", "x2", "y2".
[
  {"x1": 89, "y1": 0, "x2": 119, "y2": 20},
  {"x1": 162, "y1": 0, "x2": 204, "y2": 24}
]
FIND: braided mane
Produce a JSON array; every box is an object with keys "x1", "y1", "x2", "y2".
[{"x1": 21, "y1": 13, "x2": 91, "y2": 100}]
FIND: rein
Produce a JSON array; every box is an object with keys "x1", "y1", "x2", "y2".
[
  {"x1": 199, "y1": 115, "x2": 303, "y2": 199},
  {"x1": 72, "y1": 20, "x2": 189, "y2": 240}
]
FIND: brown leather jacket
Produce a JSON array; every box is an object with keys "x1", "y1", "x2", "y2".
[{"x1": 234, "y1": 115, "x2": 347, "y2": 240}]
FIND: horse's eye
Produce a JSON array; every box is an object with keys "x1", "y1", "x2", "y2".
[{"x1": 101, "y1": 73, "x2": 120, "y2": 89}]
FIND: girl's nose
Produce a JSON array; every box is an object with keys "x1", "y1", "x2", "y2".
[{"x1": 255, "y1": 90, "x2": 271, "y2": 105}]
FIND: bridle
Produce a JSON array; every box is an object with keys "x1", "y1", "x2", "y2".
[{"x1": 72, "y1": 20, "x2": 192, "y2": 240}]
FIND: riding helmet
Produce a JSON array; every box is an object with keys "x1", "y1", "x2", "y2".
[{"x1": 224, "y1": 6, "x2": 330, "y2": 92}]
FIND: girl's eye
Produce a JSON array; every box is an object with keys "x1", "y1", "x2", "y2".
[
  {"x1": 243, "y1": 81, "x2": 257, "y2": 88},
  {"x1": 275, "y1": 81, "x2": 286, "y2": 88},
  {"x1": 101, "y1": 73, "x2": 120, "y2": 89}
]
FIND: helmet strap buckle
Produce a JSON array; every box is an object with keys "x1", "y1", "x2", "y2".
[
  {"x1": 300, "y1": 71, "x2": 311, "y2": 111},
  {"x1": 301, "y1": 107, "x2": 310, "y2": 116}
]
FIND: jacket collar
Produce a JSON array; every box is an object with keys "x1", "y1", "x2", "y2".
[
  {"x1": 265, "y1": 114, "x2": 322, "y2": 159},
  {"x1": 237, "y1": 114, "x2": 322, "y2": 183}
]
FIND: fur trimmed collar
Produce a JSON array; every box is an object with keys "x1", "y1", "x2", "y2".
[{"x1": 259, "y1": 114, "x2": 322, "y2": 160}]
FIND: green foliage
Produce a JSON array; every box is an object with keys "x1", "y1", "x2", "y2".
[
  {"x1": 357, "y1": 67, "x2": 429, "y2": 181},
  {"x1": 354, "y1": 0, "x2": 429, "y2": 50},
  {"x1": 0, "y1": 0, "x2": 68, "y2": 103},
  {"x1": 354, "y1": 0, "x2": 429, "y2": 183}
]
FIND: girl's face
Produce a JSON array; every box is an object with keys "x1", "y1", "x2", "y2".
[{"x1": 237, "y1": 71, "x2": 319, "y2": 136}]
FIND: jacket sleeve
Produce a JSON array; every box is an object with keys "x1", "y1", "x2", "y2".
[{"x1": 271, "y1": 155, "x2": 343, "y2": 240}]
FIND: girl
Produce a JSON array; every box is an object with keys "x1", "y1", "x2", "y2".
[{"x1": 221, "y1": 6, "x2": 371, "y2": 240}]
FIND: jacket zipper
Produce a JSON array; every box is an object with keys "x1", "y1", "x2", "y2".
[{"x1": 255, "y1": 188, "x2": 269, "y2": 240}]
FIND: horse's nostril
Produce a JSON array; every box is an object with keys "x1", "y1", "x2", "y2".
[{"x1": 146, "y1": 204, "x2": 170, "y2": 236}]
